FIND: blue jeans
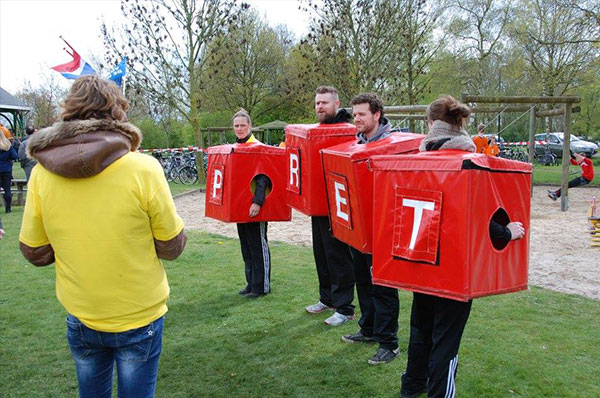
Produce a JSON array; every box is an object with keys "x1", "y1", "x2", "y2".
[{"x1": 66, "y1": 314, "x2": 164, "y2": 398}]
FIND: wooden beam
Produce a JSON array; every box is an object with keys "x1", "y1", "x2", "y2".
[
  {"x1": 461, "y1": 94, "x2": 581, "y2": 104},
  {"x1": 528, "y1": 107, "x2": 536, "y2": 164},
  {"x1": 536, "y1": 106, "x2": 581, "y2": 117},
  {"x1": 385, "y1": 105, "x2": 428, "y2": 112},
  {"x1": 387, "y1": 114, "x2": 427, "y2": 120},
  {"x1": 560, "y1": 106, "x2": 572, "y2": 211},
  {"x1": 471, "y1": 106, "x2": 532, "y2": 113}
]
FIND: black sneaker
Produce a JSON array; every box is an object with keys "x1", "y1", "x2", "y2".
[
  {"x1": 368, "y1": 347, "x2": 400, "y2": 365},
  {"x1": 238, "y1": 287, "x2": 251, "y2": 295},
  {"x1": 400, "y1": 372, "x2": 427, "y2": 398},
  {"x1": 245, "y1": 292, "x2": 267, "y2": 299},
  {"x1": 341, "y1": 330, "x2": 376, "y2": 344},
  {"x1": 400, "y1": 389, "x2": 427, "y2": 398}
]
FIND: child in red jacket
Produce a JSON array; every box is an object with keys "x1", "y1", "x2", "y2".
[{"x1": 548, "y1": 152, "x2": 594, "y2": 200}]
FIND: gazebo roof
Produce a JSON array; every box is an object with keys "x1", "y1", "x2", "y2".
[
  {"x1": 0, "y1": 87, "x2": 31, "y2": 111},
  {"x1": 257, "y1": 120, "x2": 288, "y2": 130}
]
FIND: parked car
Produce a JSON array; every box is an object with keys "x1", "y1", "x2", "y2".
[{"x1": 534, "y1": 132, "x2": 598, "y2": 158}]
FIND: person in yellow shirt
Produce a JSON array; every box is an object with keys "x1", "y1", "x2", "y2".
[
  {"x1": 484, "y1": 136, "x2": 500, "y2": 156},
  {"x1": 19, "y1": 76, "x2": 186, "y2": 398},
  {"x1": 472, "y1": 123, "x2": 489, "y2": 154}
]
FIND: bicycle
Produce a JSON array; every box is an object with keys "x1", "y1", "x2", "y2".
[{"x1": 535, "y1": 145, "x2": 558, "y2": 166}]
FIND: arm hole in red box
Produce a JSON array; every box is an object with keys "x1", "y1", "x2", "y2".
[{"x1": 489, "y1": 207, "x2": 510, "y2": 251}]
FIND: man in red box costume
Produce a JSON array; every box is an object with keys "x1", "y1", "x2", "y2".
[
  {"x1": 232, "y1": 109, "x2": 271, "y2": 299},
  {"x1": 400, "y1": 96, "x2": 525, "y2": 398},
  {"x1": 305, "y1": 86, "x2": 356, "y2": 326},
  {"x1": 338, "y1": 93, "x2": 401, "y2": 365}
]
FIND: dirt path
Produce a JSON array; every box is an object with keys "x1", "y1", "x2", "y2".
[{"x1": 175, "y1": 186, "x2": 600, "y2": 300}]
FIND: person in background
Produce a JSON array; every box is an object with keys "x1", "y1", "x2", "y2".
[
  {"x1": 400, "y1": 95, "x2": 525, "y2": 398},
  {"x1": 233, "y1": 109, "x2": 272, "y2": 299},
  {"x1": 341, "y1": 93, "x2": 400, "y2": 365},
  {"x1": 484, "y1": 136, "x2": 500, "y2": 157},
  {"x1": 18, "y1": 126, "x2": 38, "y2": 182},
  {"x1": 472, "y1": 123, "x2": 488, "y2": 154},
  {"x1": 8, "y1": 129, "x2": 20, "y2": 151},
  {"x1": 19, "y1": 75, "x2": 186, "y2": 398},
  {"x1": 305, "y1": 85, "x2": 356, "y2": 326},
  {"x1": 0, "y1": 215, "x2": 5, "y2": 239},
  {"x1": 0, "y1": 133, "x2": 18, "y2": 213},
  {"x1": 0, "y1": 123, "x2": 10, "y2": 139},
  {"x1": 548, "y1": 151, "x2": 594, "y2": 201}
]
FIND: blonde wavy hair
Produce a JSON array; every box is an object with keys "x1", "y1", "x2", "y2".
[
  {"x1": 0, "y1": 132, "x2": 10, "y2": 151},
  {"x1": 61, "y1": 75, "x2": 129, "y2": 122}
]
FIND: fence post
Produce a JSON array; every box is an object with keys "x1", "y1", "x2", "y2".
[
  {"x1": 560, "y1": 105, "x2": 571, "y2": 211},
  {"x1": 528, "y1": 106, "x2": 536, "y2": 164}
]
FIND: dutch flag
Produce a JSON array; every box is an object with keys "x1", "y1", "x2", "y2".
[{"x1": 51, "y1": 37, "x2": 96, "y2": 80}]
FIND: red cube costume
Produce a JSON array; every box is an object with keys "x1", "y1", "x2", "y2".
[
  {"x1": 285, "y1": 123, "x2": 356, "y2": 216},
  {"x1": 368, "y1": 151, "x2": 531, "y2": 301},
  {"x1": 205, "y1": 143, "x2": 291, "y2": 223},
  {"x1": 321, "y1": 132, "x2": 425, "y2": 253}
]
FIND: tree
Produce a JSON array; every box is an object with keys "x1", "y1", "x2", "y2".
[
  {"x1": 201, "y1": 9, "x2": 291, "y2": 120},
  {"x1": 397, "y1": 0, "x2": 447, "y2": 107},
  {"x1": 298, "y1": 0, "x2": 413, "y2": 103},
  {"x1": 15, "y1": 77, "x2": 67, "y2": 128},
  {"x1": 447, "y1": 0, "x2": 513, "y2": 94},
  {"x1": 512, "y1": 0, "x2": 599, "y2": 97},
  {"x1": 102, "y1": 0, "x2": 246, "y2": 180}
]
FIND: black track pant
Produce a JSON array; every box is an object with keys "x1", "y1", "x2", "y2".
[
  {"x1": 352, "y1": 248, "x2": 399, "y2": 350},
  {"x1": 237, "y1": 222, "x2": 271, "y2": 294},
  {"x1": 553, "y1": 176, "x2": 590, "y2": 198},
  {"x1": 311, "y1": 216, "x2": 355, "y2": 315},
  {"x1": 401, "y1": 293, "x2": 472, "y2": 398},
  {"x1": 0, "y1": 172, "x2": 12, "y2": 212}
]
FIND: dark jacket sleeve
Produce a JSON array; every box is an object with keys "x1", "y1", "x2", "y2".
[
  {"x1": 154, "y1": 229, "x2": 187, "y2": 261},
  {"x1": 9, "y1": 147, "x2": 18, "y2": 161},
  {"x1": 252, "y1": 174, "x2": 269, "y2": 206},
  {"x1": 19, "y1": 242, "x2": 55, "y2": 266},
  {"x1": 489, "y1": 220, "x2": 512, "y2": 242},
  {"x1": 18, "y1": 140, "x2": 27, "y2": 161}
]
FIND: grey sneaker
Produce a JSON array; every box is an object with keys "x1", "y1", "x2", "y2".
[
  {"x1": 368, "y1": 347, "x2": 400, "y2": 365},
  {"x1": 305, "y1": 301, "x2": 334, "y2": 314},
  {"x1": 324, "y1": 312, "x2": 355, "y2": 326},
  {"x1": 547, "y1": 190, "x2": 558, "y2": 201},
  {"x1": 342, "y1": 330, "x2": 376, "y2": 344}
]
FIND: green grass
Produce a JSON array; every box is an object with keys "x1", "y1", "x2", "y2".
[
  {"x1": 1, "y1": 208, "x2": 599, "y2": 397},
  {"x1": 168, "y1": 180, "x2": 204, "y2": 196}
]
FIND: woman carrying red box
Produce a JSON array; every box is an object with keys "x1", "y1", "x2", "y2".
[{"x1": 400, "y1": 96, "x2": 525, "y2": 398}]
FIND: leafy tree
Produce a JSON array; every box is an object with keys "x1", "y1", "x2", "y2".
[
  {"x1": 447, "y1": 0, "x2": 513, "y2": 94},
  {"x1": 202, "y1": 9, "x2": 291, "y2": 120},
  {"x1": 511, "y1": 0, "x2": 599, "y2": 97},
  {"x1": 15, "y1": 77, "x2": 67, "y2": 128},
  {"x1": 298, "y1": 0, "x2": 414, "y2": 102},
  {"x1": 102, "y1": 0, "x2": 246, "y2": 180}
]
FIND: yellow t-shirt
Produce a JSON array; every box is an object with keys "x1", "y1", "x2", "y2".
[{"x1": 19, "y1": 152, "x2": 184, "y2": 332}]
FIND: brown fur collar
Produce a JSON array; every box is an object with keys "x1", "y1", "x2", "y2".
[
  {"x1": 27, "y1": 119, "x2": 142, "y2": 156},
  {"x1": 26, "y1": 119, "x2": 143, "y2": 178}
]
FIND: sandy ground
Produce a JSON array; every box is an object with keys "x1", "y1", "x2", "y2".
[{"x1": 175, "y1": 186, "x2": 600, "y2": 300}]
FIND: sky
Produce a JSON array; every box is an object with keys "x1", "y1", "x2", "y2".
[{"x1": 0, "y1": 0, "x2": 311, "y2": 94}]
